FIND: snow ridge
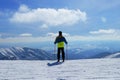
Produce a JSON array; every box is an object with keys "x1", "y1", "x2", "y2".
[
  {"x1": 0, "y1": 47, "x2": 52, "y2": 60},
  {"x1": 0, "y1": 47, "x2": 120, "y2": 60},
  {"x1": 106, "y1": 52, "x2": 120, "y2": 58}
]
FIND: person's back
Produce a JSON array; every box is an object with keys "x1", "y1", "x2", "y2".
[
  {"x1": 55, "y1": 36, "x2": 67, "y2": 48},
  {"x1": 54, "y1": 31, "x2": 67, "y2": 62}
]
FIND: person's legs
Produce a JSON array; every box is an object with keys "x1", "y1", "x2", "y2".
[
  {"x1": 61, "y1": 48, "x2": 65, "y2": 62},
  {"x1": 57, "y1": 48, "x2": 60, "y2": 62}
]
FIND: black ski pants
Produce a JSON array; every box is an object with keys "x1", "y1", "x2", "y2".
[{"x1": 57, "y1": 48, "x2": 65, "y2": 62}]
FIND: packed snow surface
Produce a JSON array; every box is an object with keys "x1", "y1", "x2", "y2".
[{"x1": 0, "y1": 59, "x2": 120, "y2": 80}]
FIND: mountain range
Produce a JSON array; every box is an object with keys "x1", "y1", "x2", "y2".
[
  {"x1": 0, "y1": 47, "x2": 52, "y2": 60},
  {"x1": 0, "y1": 47, "x2": 120, "y2": 60}
]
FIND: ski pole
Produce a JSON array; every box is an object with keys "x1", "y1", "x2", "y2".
[
  {"x1": 54, "y1": 44, "x2": 56, "y2": 60},
  {"x1": 66, "y1": 44, "x2": 68, "y2": 60}
]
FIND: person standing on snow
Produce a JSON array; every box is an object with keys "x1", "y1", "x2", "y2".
[{"x1": 54, "y1": 31, "x2": 68, "y2": 62}]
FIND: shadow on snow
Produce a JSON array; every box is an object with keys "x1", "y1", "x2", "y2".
[{"x1": 47, "y1": 61, "x2": 63, "y2": 66}]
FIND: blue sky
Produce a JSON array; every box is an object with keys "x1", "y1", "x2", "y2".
[{"x1": 0, "y1": 0, "x2": 120, "y2": 44}]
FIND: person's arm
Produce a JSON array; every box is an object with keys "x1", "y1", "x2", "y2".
[
  {"x1": 63, "y1": 37, "x2": 68, "y2": 44},
  {"x1": 54, "y1": 37, "x2": 57, "y2": 44}
]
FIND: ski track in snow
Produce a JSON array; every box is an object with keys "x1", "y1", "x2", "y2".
[{"x1": 0, "y1": 59, "x2": 120, "y2": 80}]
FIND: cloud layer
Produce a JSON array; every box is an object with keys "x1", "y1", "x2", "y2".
[
  {"x1": 90, "y1": 29, "x2": 115, "y2": 34},
  {"x1": 46, "y1": 32, "x2": 70, "y2": 37},
  {"x1": 19, "y1": 33, "x2": 32, "y2": 37},
  {"x1": 0, "y1": 29, "x2": 120, "y2": 43},
  {"x1": 10, "y1": 4, "x2": 87, "y2": 27}
]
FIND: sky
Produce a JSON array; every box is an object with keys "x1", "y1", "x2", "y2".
[{"x1": 0, "y1": 0, "x2": 120, "y2": 45}]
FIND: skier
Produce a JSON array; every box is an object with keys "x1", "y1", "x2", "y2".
[{"x1": 54, "y1": 31, "x2": 68, "y2": 62}]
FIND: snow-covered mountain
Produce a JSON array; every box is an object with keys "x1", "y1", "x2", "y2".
[
  {"x1": 67, "y1": 48, "x2": 120, "y2": 59},
  {"x1": 0, "y1": 47, "x2": 120, "y2": 60},
  {"x1": 0, "y1": 47, "x2": 52, "y2": 60},
  {"x1": 105, "y1": 52, "x2": 120, "y2": 58}
]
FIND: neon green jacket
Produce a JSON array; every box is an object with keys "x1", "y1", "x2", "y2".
[{"x1": 54, "y1": 36, "x2": 67, "y2": 48}]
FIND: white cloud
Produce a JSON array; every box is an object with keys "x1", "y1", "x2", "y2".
[
  {"x1": 40, "y1": 24, "x2": 48, "y2": 29},
  {"x1": 10, "y1": 4, "x2": 87, "y2": 27},
  {"x1": 46, "y1": 33, "x2": 58, "y2": 37},
  {"x1": 0, "y1": 36, "x2": 52, "y2": 43},
  {"x1": 68, "y1": 35, "x2": 120, "y2": 41},
  {"x1": 46, "y1": 32, "x2": 70, "y2": 37},
  {"x1": 88, "y1": 29, "x2": 120, "y2": 41},
  {"x1": 101, "y1": 17, "x2": 107, "y2": 23},
  {"x1": 90, "y1": 29, "x2": 115, "y2": 34},
  {"x1": 0, "y1": 32, "x2": 70, "y2": 43},
  {"x1": 19, "y1": 4, "x2": 30, "y2": 12},
  {"x1": 1, "y1": 29, "x2": 120, "y2": 43},
  {"x1": 19, "y1": 33, "x2": 32, "y2": 37},
  {"x1": 0, "y1": 33, "x2": 120, "y2": 43}
]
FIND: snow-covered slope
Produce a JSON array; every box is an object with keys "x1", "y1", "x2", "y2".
[
  {"x1": 106, "y1": 52, "x2": 120, "y2": 58},
  {"x1": 0, "y1": 59, "x2": 120, "y2": 80},
  {"x1": 0, "y1": 47, "x2": 52, "y2": 60}
]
